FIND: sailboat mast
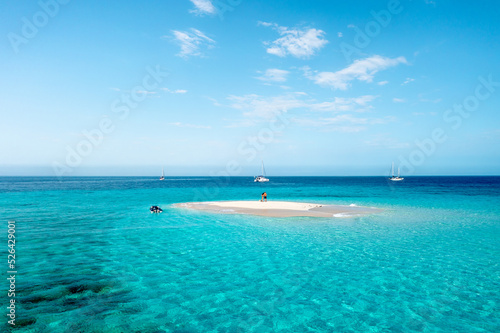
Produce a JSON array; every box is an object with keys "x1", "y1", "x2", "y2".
[{"x1": 391, "y1": 162, "x2": 395, "y2": 177}]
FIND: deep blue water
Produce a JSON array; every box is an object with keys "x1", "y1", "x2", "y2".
[{"x1": 1, "y1": 176, "x2": 499, "y2": 332}]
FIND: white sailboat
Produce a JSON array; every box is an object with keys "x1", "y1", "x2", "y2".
[
  {"x1": 160, "y1": 167, "x2": 165, "y2": 181},
  {"x1": 254, "y1": 161, "x2": 269, "y2": 182},
  {"x1": 389, "y1": 162, "x2": 404, "y2": 181}
]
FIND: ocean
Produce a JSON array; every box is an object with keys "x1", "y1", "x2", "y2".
[{"x1": 1, "y1": 176, "x2": 499, "y2": 332}]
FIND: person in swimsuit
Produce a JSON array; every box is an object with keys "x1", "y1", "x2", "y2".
[{"x1": 261, "y1": 192, "x2": 267, "y2": 202}]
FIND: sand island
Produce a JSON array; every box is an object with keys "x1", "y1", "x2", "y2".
[{"x1": 174, "y1": 201, "x2": 381, "y2": 218}]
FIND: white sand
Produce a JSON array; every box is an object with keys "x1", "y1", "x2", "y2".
[
  {"x1": 204, "y1": 200, "x2": 321, "y2": 210},
  {"x1": 174, "y1": 200, "x2": 381, "y2": 218}
]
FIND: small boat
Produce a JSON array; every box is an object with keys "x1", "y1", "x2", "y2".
[
  {"x1": 160, "y1": 167, "x2": 165, "y2": 181},
  {"x1": 254, "y1": 161, "x2": 269, "y2": 182},
  {"x1": 389, "y1": 162, "x2": 404, "y2": 181},
  {"x1": 150, "y1": 206, "x2": 163, "y2": 213}
]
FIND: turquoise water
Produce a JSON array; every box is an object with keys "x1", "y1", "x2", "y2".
[{"x1": 1, "y1": 176, "x2": 499, "y2": 332}]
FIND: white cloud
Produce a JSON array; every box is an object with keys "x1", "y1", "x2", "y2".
[
  {"x1": 261, "y1": 23, "x2": 328, "y2": 58},
  {"x1": 256, "y1": 68, "x2": 290, "y2": 82},
  {"x1": 378, "y1": 80, "x2": 389, "y2": 85},
  {"x1": 189, "y1": 0, "x2": 216, "y2": 15},
  {"x1": 310, "y1": 95, "x2": 377, "y2": 112},
  {"x1": 169, "y1": 122, "x2": 211, "y2": 129},
  {"x1": 418, "y1": 92, "x2": 442, "y2": 103},
  {"x1": 170, "y1": 28, "x2": 215, "y2": 58},
  {"x1": 206, "y1": 97, "x2": 222, "y2": 106},
  {"x1": 111, "y1": 87, "x2": 159, "y2": 96},
  {"x1": 338, "y1": 32, "x2": 343, "y2": 38},
  {"x1": 228, "y1": 93, "x2": 306, "y2": 120},
  {"x1": 300, "y1": 65, "x2": 314, "y2": 79},
  {"x1": 325, "y1": 114, "x2": 369, "y2": 124},
  {"x1": 393, "y1": 98, "x2": 405, "y2": 103},
  {"x1": 309, "y1": 55, "x2": 407, "y2": 90},
  {"x1": 162, "y1": 88, "x2": 188, "y2": 94},
  {"x1": 135, "y1": 90, "x2": 157, "y2": 95},
  {"x1": 402, "y1": 77, "x2": 415, "y2": 85},
  {"x1": 257, "y1": 21, "x2": 274, "y2": 27},
  {"x1": 225, "y1": 93, "x2": 379, "y2": 129}
]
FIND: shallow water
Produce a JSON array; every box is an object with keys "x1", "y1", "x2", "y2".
[{"x1": 1, "y1": 176, "x2": 499, "y2": 332}]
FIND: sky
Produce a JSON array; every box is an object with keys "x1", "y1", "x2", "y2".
[{"x1": 1, "y1": 0, "x2": 499, "y2": 176}]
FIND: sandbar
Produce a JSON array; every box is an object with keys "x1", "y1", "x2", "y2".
[{"x1": 174, "y1": 200, "x2": 381, "y2": 218}]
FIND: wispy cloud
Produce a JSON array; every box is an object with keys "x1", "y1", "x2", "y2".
[
  {"x1": 189, "y1": 0, "x2": 216, "y2": 15},
  {"x1": 228, "y1": 93, "x2": 306, "y2": 120},
  {"x1": 256, "y1": 68, "x2": 290, "y2": 82},
  {"x1": 378, "y1": 80, "x2": 389, "y2": 85},
  {"x1": 170, "y1": 28, "x2": 215, "y2": 58},
  {"x1": 162, "y1": 88, "x2": 188, "y2": 94},
  {"x1": 417, "y1": 92, "x2": 442, "y2": 104},
  {"x1": 110, "y1": 87, "x2": 159, "y2": 96},
  {"x1": 225, "y1": 93, "x2": 379, "y2": 128},
  {"x1": 259, "y1": 22, "x2": 328, "y2": 58},
  {"x1": 206, "y1": 97, "x2": 222, "y2": 106},
  {"x1": 310, "y1": 95, "x2": 377, "y2": 112},
  {"x1": 135, "y1": 90, "x2": 157, "y2": 95},
  {"x1": 308, "y1": 55, "x2": 407, "y2": 90},
  {"x1": 169, "y1": 122, "x2": 211, "y2": 129},
  {"x1": 402, "y1": 77, "x2": 415, "y2": 85},
  {"x1": 257, "y1": 21, "x2": 274, "y2": 27},
  {"x1": 393, "y1": 98, "x2": 405, "y2": 103}
]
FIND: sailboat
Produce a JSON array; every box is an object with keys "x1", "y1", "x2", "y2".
[
  {"x1": 160, "y1": 167, "x2": 165, "y2": 181},
  {"x1": 254, "y1": 161, "x2": 269, "y2": 182},
  {"x1": 389, "y1": 162, "x2": 404, "y2": 181}
]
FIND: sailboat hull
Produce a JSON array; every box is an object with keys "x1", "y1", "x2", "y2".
[{"x1": 254, "y1": 176, "x2": 269, "y2": 182}]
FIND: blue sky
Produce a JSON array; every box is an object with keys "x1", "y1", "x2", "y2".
[{"x1": 1, "y1": 0, "x2": 499, "y2": 176}]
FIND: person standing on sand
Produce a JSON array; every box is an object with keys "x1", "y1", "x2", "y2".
[{"x1": 261, "y1": 192, "x2": 267, "y2": 202}]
